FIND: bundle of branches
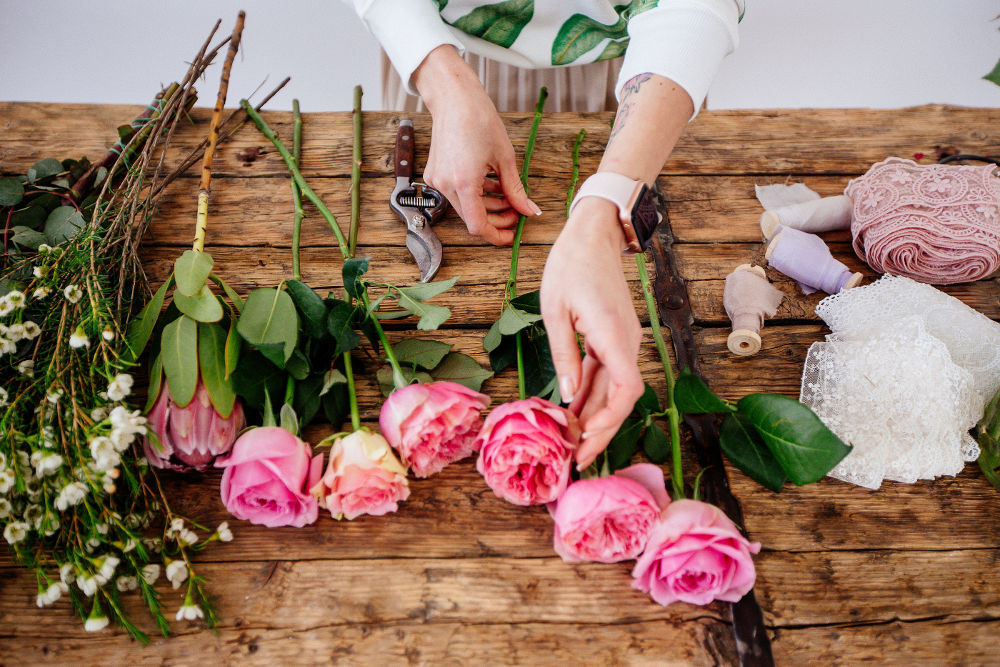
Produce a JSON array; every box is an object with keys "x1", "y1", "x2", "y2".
[{"x1": 0, "y1": 14, "x2": 285, "y2": 640}]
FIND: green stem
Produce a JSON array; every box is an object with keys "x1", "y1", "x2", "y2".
[
  {"x1": 565, "y1": 128, "x2": 586, "y2": 217},
  {"x1": 515, "y1": 331, "x2": 526, "y2": 401},
  {"x1": 636, "y1": 252, "x2": 685, "y2": 499},
  {"x1": 291, "y1": 98, "x2": 304, "y2": 280},
  {"x1": 503, "y1": 87, "x2": 548, "y2": 307},
  {"x1": 342, "y1": 350, "x2": 361, "y2": 431},
  {"x1": 349, "y1": 85, "x2": 363, "y2": 257},
  {"x1": 360, "y1": 290, "x2": 407, "y2": 390},
  {"x1": 240, "y1": 100, "x2": 349, "y2": 259}
]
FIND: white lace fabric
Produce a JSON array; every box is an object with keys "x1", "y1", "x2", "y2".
[{"x1": 801, "y1": 275, "x2": 1000, "y2": 489}]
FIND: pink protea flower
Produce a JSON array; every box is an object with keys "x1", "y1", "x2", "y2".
[
  {"x1": 379, "y1": 381, "x2": 489, "y2": 477},
  {"x1": 144, "y1": 381, "x2": 245, "y2": 472},
  {"x1": 311, "y1": 430, "x2": 410, "y2": 520}
]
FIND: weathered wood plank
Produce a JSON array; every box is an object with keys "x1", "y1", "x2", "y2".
[{"x1": 3, "y1": 103, "x2": 997, "y2": 178}]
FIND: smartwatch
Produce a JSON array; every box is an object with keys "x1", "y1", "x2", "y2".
[{"x1": 568, "y1": 172, "x2": 665, "y2": 253}]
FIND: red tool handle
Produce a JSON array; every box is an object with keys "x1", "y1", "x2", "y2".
[{"x1": 395, "y1": 120, "x2": 415, "y2": 179}]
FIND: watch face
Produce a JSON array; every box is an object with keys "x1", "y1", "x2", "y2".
[{"x1": 630, "y1": 184, "x2": 665, "y2": 249}]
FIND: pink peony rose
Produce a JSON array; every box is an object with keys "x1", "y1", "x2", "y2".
[
  {"x1": 631, "y1": 499, "x2": 761, "y2": 606},
  {"x1": 379, "y1": 381, "x2": 489, "y2": 477},
  {"x1": 215, "y1": 427, "x2": 323, "y2": 528},
  {"x1": 310, "y1": 430, "x2": 410, "y2": 520},
  {"x1": 474, "y1": 397, "x2": 580, "y2": 506},
  {"x1": 548, "y1": 463, "x2": 669, "y2": 563},
  {"x1": 144, "y1": 381, "x2": 245, "y2": 472}
]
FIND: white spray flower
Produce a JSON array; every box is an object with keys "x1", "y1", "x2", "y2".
[
  {"x1": 54, "y1": 481, "x2": 87, "y2": 511},
  {"x1": 0, "y1": 301, "x2": 12, "y2": 317},
  {"x1": 0, "y1": 387, "x2": 8, "y2": 407},
  {"x1": 63, "y1": 284, "x2": 83, "y2": 304},
  {"x1": 90, "y1": 406, "x2": 108, "y2": 422},
  {"x1": 60, "y1": 563, "x2": 76, "y2": 584},
  {"x1": 32, "y1": 287, "x2": 50, "y2": 300},
  {"x1": 216, "y1": 521, "x2": 233, "y2": 543},
  {"x1": 17, "y1": 360, "x2": 33, "y2": 376},
  {"x1": 0, "y1": 468, "x2": 16, "y2": 493},
  {"x1": 89, "y1": 437, "x2": 119, "y2": 472},
  {"x1": 141, "y1": 563, "x2": 161, "y2": 585},
  {"x1": 46, "y1": 389, "x2": 63, "y2": 404},
  {"x1": 3, "y1": 521, "x2": 28, "y2": 544},
  {"x1": 84, "y1": 601, "x2": 109, "y2": 632},
  {"x1": 22, "y1": 321, "x2": 40, "y2": 339},
  {"x1": 116, "y1": 576, "x2": 138, "y2": 592},
  {"x1": 106, "y1": 374, "x2": 133, "y2": 402},
  {"x1": 0, "y1": 498, "x2": 11, "y2": 518},
  {"x1": 165, "y1": 559, "x2": 188, "y2": 590},
  {"x1": 35, "y1": 453, "x2": 63, "y2": 477},
  {"x1": 0, "y1": 338, "x2": 15, "y2": 355},
  {"x1": 177, "y1": 528, "x2": 199, "y2": 546},
  {"x1": 6, "y1": 323, "x2": 25, "y2": 342},
  {"x1": 69, "y1": 325, "x2": 90, "y2": 349},
  {"x1": 176, "y1": 599, "x2": 205, "y2": 621},
  {"x1": 101, "y1": 326, "x2": 115, "y2": 342},
  {"x1": 5, "y1": 291, "x2": 26, "y2": 309},
  {"x1": 77, "y1": 575, "x2": 99, "y2": 597},
  {"x1": 37, "y1": 243, "x2": 52, "y2": 254}
]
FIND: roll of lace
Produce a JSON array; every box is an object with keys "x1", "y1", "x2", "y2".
[
  {"x1": 723, "y1": 264, "x2": 784, "y2": 356},
  {"x1": 764, "y1": 225, "x2": 863, "y2": 294},
  {"x1": 845, "y1": 158, "x2": 1000, "y2": 284}
]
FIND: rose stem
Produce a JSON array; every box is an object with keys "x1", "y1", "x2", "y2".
[
  {"x1": 565, "y1": 128, "x2": 586, "y2": 217},
  {"x1": 241, "y1": 100, "x2": 350, "y2": 259},
  {"x1": 194, "y1": 10, "x2": 245, "y2": 253},
  {"x1": 349, "y1": 85, "x2": 363, "y2": 257},
  {"x1": 359, "y1": 291, "x2": 408, "y2": 391},
  {"x1": 636, "y1": 252, "x2": 684, "y2": 500},
  {"x1": 291, "y1": 98, "x2": 304, "y2": 280},
  {"x1": 341, "y1": 350, "x2": 362, "y2": 431}
]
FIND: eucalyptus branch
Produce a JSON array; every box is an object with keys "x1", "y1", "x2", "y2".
[
  {"x1": 349, "y1": 85, "x2": 363, "y2": 257},
  {"x1": 291, "y1": 99, "x2": 304, "y2": 281}
]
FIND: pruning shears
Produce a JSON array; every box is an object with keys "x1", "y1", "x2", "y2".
[{"x1": 390, "y1": 120, "x2": 447, "y2": 282}]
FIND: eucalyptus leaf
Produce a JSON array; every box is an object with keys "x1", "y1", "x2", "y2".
[
  {"x1": 44, "y1": 206, "x2": 85, "y2": 244},
  {"x1": 395, "y1": 290, "x2": 452, "y2": 330},
  {"x1": 483, "y1": 319, "x2": 503, "y2": 353},
  {"x1": 642, "y1": 421, "x2": 670, "y2": 464},
  {"x1": 607, "y1": 418, "x2": 643, "y2": 471},
  {"x1": 675, "y1": 366, "x2": 735, "y2": 414},
  {"x1": 0, "y1": 177, "x2": 24, "y2": 206},
  {"x1": 174, "y1": 250, "x2": 214, "y2": 297},
  {"x1": 224, "y1": 317, "x2": 241, "y2": 379},
  {"x1": 719, "y1": 412, "x2": 787, "y2": 493},
  {"x1": 30, "y1": 158, "x2": 63, "y2": 181},
  {"x1": 286, "y1": 279, "x2": 328, "y2": 339},
  {"x1": 497, "y1": 305, "x2": 543, "y2": 336},
  {"x1": 160, "y1": 316, "x2": 199, "y2": 408},
  {"x1": 279, "y1": 403, "x2": 299, "y2": 436},
  {"x1": 144, "y1": 354, "x2": 164, "y2": 413},
  {"x1": 125, "y1": 276, "x2": 172, "y2": 363},
  {"x1": 395, "y1": 275, "x2": 459, "y2": 302},
  {"x1": 237, "y1": 287, "x2": 299, "y2": 364},
  {"x1": 342, "y1": 257, "x2": 370, "y2": 299},
  {"x1": 11, "y1": 227, "x2": 47, "y2": 250},
  {"x1": 737, "y1": 393, "x2": 852, "y2": 486},
  {"x1": 286, "y1": 349, "x2": 310, "y2": 380},
  {"x1": 173, "y1": 285, "x2": 224, "y2": 323},
  {"x1": 376, "y1": 366, "x2": 432, "y2": 397},
  {"x1": 429, "y1": 352, "x2": 494, "y2": 392},
  {"x1": 209, "y1": 274, "x2": 243, "y2": 312},
  {"x1": 320, "y1": 368, "x2": 348, "y2": 396},
  {"x1": 198, "y1": 322, "x2": 236, "y2": 417},
  {"x1": 393, "y1": 338, "x2": 453, "y2": 370},
  {"x1": 326, "y1": 300, "x2": 361, "y2": 357}
]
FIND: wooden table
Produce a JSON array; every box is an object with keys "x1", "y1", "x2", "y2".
[{"x1": 1, "y1": 102, "x2": 999, "y2": 664}]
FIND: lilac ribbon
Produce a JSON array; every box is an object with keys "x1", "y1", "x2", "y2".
[{"x1": 769, "y1": 226, "x2": 853, "y2": 294}]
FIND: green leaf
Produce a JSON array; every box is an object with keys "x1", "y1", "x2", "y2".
[
  {"x1": 237, "y1": 287, "x2": 299, "y2": 364},
  {"x1": 607, "y1": 418, "x2": 643, "y2": 471},
  {"x1": 198, "y1": 322, "x2": 236, "y2": 417},
  {"x1": 286, "y1": 279, "x2": 328, "y2": 339},
  {"x1": 209, "y1": 273, "x2": 243, "y2": 312},
  {"x1": 635, "y1": 382, "x2": 661, "y2": 417},
  {"x1": 984, "y1": 57, "x2": 1000, "y2": 87},
  {"x1": 231, "y1": 348, "x2": 287, "y2": 412},
  {"x1": 173, "y1": 285, "x2": 224, "y2": 323},
  {"x1": 224, "y1": 317, "x2": 241, "y2": 379},
  {"x1": 737, "y1": 393, "x2": 852, "y2": 486},
  {"x1": 0, "y1": 177, "x2": 24, "y2": 206},
  {"x1": 483, "y1": 319, "x2": 503, "y2": 353},
  {"x1": 497, "y1": 305, "x2": 543, "y2": 335},
  {"x1": 30, "y1": 158, "x2": 63, "y2": 181},
  {"x1": 719, "y1": 412, "x2": 786, "y2": 493},
  {"x1": 395, "y1": 290, "x2": 452, "y2": 330},
  {"x1": 488, "y1": 331, "x2": 518, "y2": 373},
  {"x1": 450, "y1": 0, "x2": 533, "y2": 48},
  {"x1": 376, "y1": 366, "x2": 433, "y2": 397},
  {"x1": 551, "y1": 6, "x2": 629, "y2": 65},
  {"x1": 43, "y1": 206, "x2": 85, "y2": 244},
  {"x1": 510, "y1": 289, "x2": 541, "y2": 314},
  {"x1": 125, "y1": 276, "x2": 172, "y2": 363},
  {"x1": 286, "y1": 349, "x2": 310, "y2": 380},
  {"x1": 326, "y1": 300, "x2": 361, "y2": 357},
  {"x1": 430, "y1": 351, "x2": 494, "y2": 392},
  {"x1": 674, "y1": 366, "x2": 735, "y2": 414},
  {"x1": 279, "y1": 403, "x2": 299, "y2": 436},
  {"x1": 174, "y1": 250, "x2": 214, "y2": 297},
  {"x1": 342, "y1": 257, "x2": 371, "y2": 299},
  {"x1": 144, "y1": 354, "x2": 164, "y2": 413},
  {"x1": 293, "y1": 373, "x2": 325, "y2": 428},
  {"x1": 160, "y1": 316, "x2": 199, "y2": 408},
  {"x1": 522, "y1": 328, "x2": 558, "y2": 399},
  {"x1": 320, "y1": 368, "x2": 348, "y2": 396},
  {"x1": 10, "y1": 226, "x2": 47, "y2": 250},
  {"x1": 393, "y1": 338, "x2": 453, "y2": 370},
  {"x1": 395, "y1": 275, "x2": 459, "y2": 302},
  {"x1": 642, "y1": 421, "x2": 670, "y2": 464},
  {"x1": 321, "y1": 382, "x2": 351, "y2": 428}
]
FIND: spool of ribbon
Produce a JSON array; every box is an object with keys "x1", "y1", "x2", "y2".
[
  {"x1": 765, "y1": 225, "x2": 863, "y2": 294},
  {"x1": 755, "y1": 183, "x2": 853, "y2": 240},
  {"x1": 724, "y1": 264, "x2": 785, "y2": 356},
  {"x1": 845, "y1": 158, "x2": 1000, "y2": 285}
]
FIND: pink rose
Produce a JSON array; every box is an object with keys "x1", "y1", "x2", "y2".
[
  {"x1": 380, "y1": 381, "x2": 489, "y2": 478},
  {"x1": 310, "y1": 430, "x2": 410, "y2": 520},
  {"x1": 144, "y1": 381, "x2": 245, "y2": 472},
  {"x1": 549, "y1": 463, "x2": 669, "y2": 563},
  {"x1": 215, "y1": 427, "x2": 323, "y2": 528},
  {"x1": 474, "y1": 397, "x2": 580, "y2": 506},
  {"x1": 632, "y1": 499, "x2": 761, "y2": 606}
]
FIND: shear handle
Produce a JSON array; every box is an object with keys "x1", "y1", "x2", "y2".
[{"x1": 395, "y1": 120, "x2": 415, "y2": 179}]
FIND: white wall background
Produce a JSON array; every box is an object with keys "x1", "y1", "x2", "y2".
[{"x1": 1, "y1": 1, "x2": 999, "y2": 111}]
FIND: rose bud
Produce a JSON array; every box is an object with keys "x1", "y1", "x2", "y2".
[
  {"x1": 548, "y1": 463, "x2": 669, "y2": 563},
  {"x1": 144, "y1": 381, "x2": 245, "y2": 472},
  {"x1": 474, "y1": 397, "x2": 580, "y2": 506},
  {"x1": 379, "y1": 381, "x2": 490, "y2": 478},
  {"x1": 310, "y1": 430, "x2": 410, "y2": 520},
  {"x1": 632, "y1": 499, "x2": 761, "y2": 607},
  {"x1": 215, "y1": 426, "x2": 323, "y2": 528}
]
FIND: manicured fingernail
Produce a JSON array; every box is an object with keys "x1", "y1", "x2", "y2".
[
  {"x1": 581, "y1": 431, "x2": 591, "y2": 440},
  {"x1": 560, "y1": 377, "x2": 575, "y2": 404},
  {"x1": 531, "y1": 202, "x2": 542, "y2": 216},
  {"x1": 576, "y1": 463, "x2": 587, "y2": 472}
]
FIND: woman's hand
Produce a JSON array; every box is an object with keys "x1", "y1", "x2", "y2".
[
  {"x1": 541, "y1": 198, "x2": 645, "y2": 470},
  {"x1": 413, "y1": 45, "x2": 541, "y2": 246}
]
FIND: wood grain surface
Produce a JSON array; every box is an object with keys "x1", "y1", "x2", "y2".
[{"x1": 1, "y1": 101, "x2": 998, "y2": 665}]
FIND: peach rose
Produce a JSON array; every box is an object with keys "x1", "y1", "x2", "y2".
[{"x1": 311, "y1": 430, "x2": 410, "y2": 520}]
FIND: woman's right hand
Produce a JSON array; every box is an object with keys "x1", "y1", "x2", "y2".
[{"x1": 413, "y1": 45, "x2": 541, "y2": 246}]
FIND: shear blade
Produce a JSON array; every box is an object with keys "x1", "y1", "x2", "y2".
[{"x1": 406, "y1": 230, "x2": 442, "y2": 282}]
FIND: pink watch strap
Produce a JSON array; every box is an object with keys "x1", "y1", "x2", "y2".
[{"x1": 569, "y1": 172, "x2": 645, "y2": 253}]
